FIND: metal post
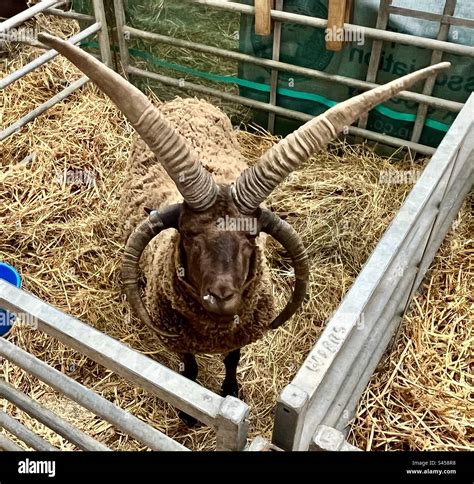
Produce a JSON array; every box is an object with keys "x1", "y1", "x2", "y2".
[
  {"x1": 267, "y1": 0, "x2": 283, "y2": 134},
  {"x1": 310, "y1": 425, "x2": 362, "y2": 451},
  {"x1": 358, "y1": 0, "x2": 392, "y2": 132},
  {"x1": 113, "y1": 0, "x2": 130, "y2": 78},
  {"x1": 92, "y1": 0, "x2": 113, "y2": 67},
  {"x1": 215, "y1": 396, "x2": 249, "y2": 451},
  {"x1": 411, "y1": 0, "x2": 457, "y2": 143}
]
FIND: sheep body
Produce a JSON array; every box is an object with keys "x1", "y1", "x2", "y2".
[{"x1": 119, "y1": 98, "x2": 276, "y2": 355}]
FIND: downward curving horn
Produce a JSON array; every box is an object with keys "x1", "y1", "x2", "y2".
[
  {"x1": 257, "y1": 209, "x2": 309, "y2": 329},
  {"x1": 233, "y1": 62, "x2": 451, "y2": 214},
  {"x1": 38, "y1": 33, "x2": 218, "y2": 211},
  {"x1": 122, "y1": 205, "x2": 182, "y2": 338}
]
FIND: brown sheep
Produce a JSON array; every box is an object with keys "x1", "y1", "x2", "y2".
[{"x1": 38, "y1": 33, "x2": 450, "y2": 425}]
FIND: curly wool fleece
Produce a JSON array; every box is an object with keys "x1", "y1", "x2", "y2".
[
  {"x1": 119, "y1": 98, "x2": 277, "y2": 355},
  {"x1": 144, "y1": 231, "x2": 276, "y2": 355}
]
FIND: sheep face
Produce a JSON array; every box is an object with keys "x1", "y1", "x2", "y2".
[{"x1": 179, "y1": 186, "x2": 259, "y2": 319}]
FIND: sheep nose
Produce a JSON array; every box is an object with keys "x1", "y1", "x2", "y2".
[{"x1": 207, "y1": 286, "x2": 235, "y2": 302}]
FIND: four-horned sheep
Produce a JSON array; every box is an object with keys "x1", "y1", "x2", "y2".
[{"x1": 38, "y1": 33, "x2": 450, "y2": 422}]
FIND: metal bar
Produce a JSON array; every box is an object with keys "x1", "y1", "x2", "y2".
[
  {"x1": 0, "y1": 433, "x2": 24, "y2": 451},
  {"x1": 124, "y1": 26, "x2": 462, "y2": 112},
  {"x1": 215, "y1": 397, "x2": 250, "y2": 451},
  {"x1": 0, "y1": 76, "x2": 89, "y2": 141},
  {"x1": 128, "y1": 65, "x2": 436, "y2": 155},
  {"x1": 272, "y1": 93, "x2": 474, "y2": 450},
  {"x1": 331, "y1": 134, "x2": 473, "y2": 434},
  {"x1": 336, "y1": 161, "x2": 472, "y2": 431},
  {"x1": 190, "y1": 0, "x2": 474, "y2": 57},
  {"x1": 336, "y1": 165, "x2": 473, "y2": 429},
  {"x1": 388, "y1": 6, "x2": 474, "y2": 29},
  {"x1": 0, "y1": 22, "x2": 101, "y2": 90},
  {"x1": 267, "y1": 0, "x2": 283, "y2": 133},
  {"x1": 0, "y1": 379, "x2": 111, "y2": 451},
  {"x1": 0, "y1": 283, "x2": 242, "y2": 430},
  {"x1": 358, "y1": 0, "x2": 391, "y2": 131},
  {"x1": 0, "y1": 411, "x2": 58, "y2": 451},
  {"x1": 276, "y1": 204, "x2": 441, "y2": 448},
  {"x1": 411, "y1": 0, "x2": 457, "y2": 143},
  {"x1": 0, "y1": 338, "x2": 188, "y2": 451},
  {"x1": 43, "y1": 7, "x2": 95, "y2": 21},
  {"x1": 92, "y1": 0, "x2": 112, "y2": 68},
  {"x1": 0, "y1": 0, "x2": 63, "y2": 33},
  {"x1": 113, "y1": 0, "x2": 130, "y2": 78}
]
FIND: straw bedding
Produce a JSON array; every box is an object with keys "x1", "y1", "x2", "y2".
[{"x1": 0, "y1": 14, "x2": 471, "y2": 451}]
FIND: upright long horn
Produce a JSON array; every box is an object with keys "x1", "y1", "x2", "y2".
[
  {"x1": 233, "y1": 62, "x2": 451, "y2": 214},
  {"x1": 38, "y1": 33, "x2": 218, "y2": 211}
]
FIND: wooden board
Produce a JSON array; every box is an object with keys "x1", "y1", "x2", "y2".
[
  {"x1": 326, "y1": 0, "x2": 350, "y2": 51},
  {"x1": 255, "y1": 0, "x2": 273, "y2": 36}
]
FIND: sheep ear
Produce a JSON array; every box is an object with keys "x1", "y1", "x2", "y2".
[
  {"x1": 37, "y1": 33, "x2": 218, "y2": 212},
  {"x1": 232, "y1": 62, "x2": 451, "y2": 214}
]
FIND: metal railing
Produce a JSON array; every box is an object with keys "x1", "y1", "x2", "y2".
[
  {"x1": 272, "y1": 92, "x2": 474, "y2": 451},
  {"x1": 0, "y1": 0, "x2": 111, "y2": 141},
  {"x1": 0, "y1": 280, "x2": 250, "y2": 451}
]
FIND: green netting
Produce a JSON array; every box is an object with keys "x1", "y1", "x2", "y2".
[{"x1": 72, "y1": 0, "x2": 474, "y2": 148}]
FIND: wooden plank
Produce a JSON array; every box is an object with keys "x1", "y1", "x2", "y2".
[
  {"x1": 255, "y1": 0, "x2": 273, "y2": 36},
  {"x1": 326, "y1": 0, "x2": 348, "y2": 51}
]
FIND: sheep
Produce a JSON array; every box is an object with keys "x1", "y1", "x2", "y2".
[
  {"x1": 119, "y1": 98, "x2": 277, "y2": 359},
  {"x1": 38, "y1": 33, "x2": 449, "y2": 421}
]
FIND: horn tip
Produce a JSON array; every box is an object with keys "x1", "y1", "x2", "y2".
[{"x1": 434, "y1": 61, "x2": 451, "y2": 71}]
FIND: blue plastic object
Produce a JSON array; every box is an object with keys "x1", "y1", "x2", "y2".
[{"x1": 0, "y1": 263, "x2": 22, "y2": 337}]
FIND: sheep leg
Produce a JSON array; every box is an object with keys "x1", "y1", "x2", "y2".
[
  {"x1": 178, "y1": 353, "x2": 199, "y2": 427},
  {"x1": 222, "y1": 349, "x2": 241, "y2": 398}
]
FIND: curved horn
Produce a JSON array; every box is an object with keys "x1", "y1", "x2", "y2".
[
  {"x1": 122, "y1": 205, "x2": 182, "y2": 338},
  {"x1": 38, "y1": 33, "x2": 218, "y2": 211},
  {"x1": 233, "y1": 62, "x2": 451, "y2": 213},
  {"x1": 258, "y1": 209, "x2": 309, "y2": 329}
]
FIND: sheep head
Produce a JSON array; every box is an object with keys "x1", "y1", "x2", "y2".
[
  {"x1": 179, "y1": 186, "x2": 258, "y2": 318},
  {"x1": 38, "y1": 33, "x2": 450, "y2": 336}
]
